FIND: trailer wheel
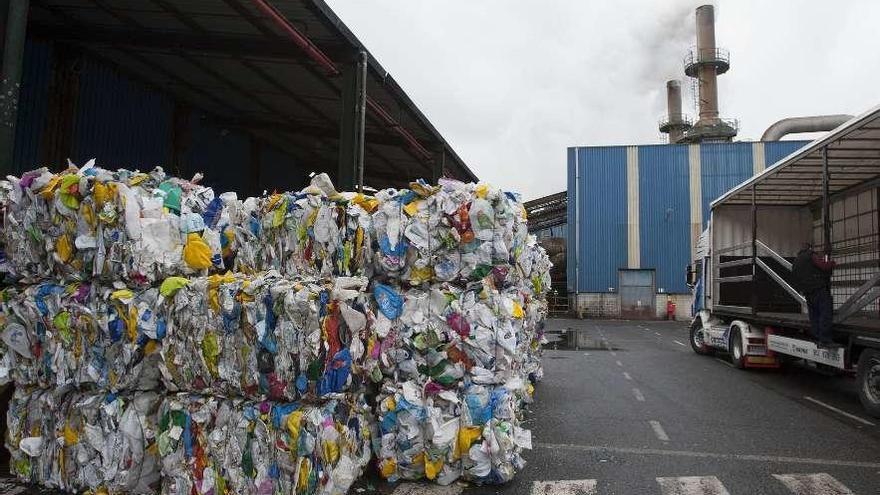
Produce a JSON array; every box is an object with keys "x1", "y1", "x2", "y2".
[
  {"x1": 690, "y1": 319, "x2": 713, "y2": 355},
  {"x1": 729, "y1": 328, "x2": 746, "y2": 369},
  {"x1": 857, "y1": 348, "x2": 880, "y2": 418}
]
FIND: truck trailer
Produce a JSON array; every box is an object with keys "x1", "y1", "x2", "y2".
[{"x1": 689, "y1": 106, "x2": 880, "y2": 417}]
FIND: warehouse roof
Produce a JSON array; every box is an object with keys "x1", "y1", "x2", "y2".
[
  {"x1": 28, "y1": 0, "x2": 477, "y2": 188},
  {"x1": 524, "y1": 191, "x2": 567, "y2": 232},
  {"x1": 713, "y1": 105, "x2": 880, "y2": 207}
]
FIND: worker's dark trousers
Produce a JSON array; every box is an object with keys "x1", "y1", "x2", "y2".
[{"x1": 806, "y1": 287, "x2": 834, "y2": 344}]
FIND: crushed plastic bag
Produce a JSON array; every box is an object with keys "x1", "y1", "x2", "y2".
[
  {"x1": 5, "y1": 387, "x2": 162, "y2": 494},
  {"x1": 157, "y1": 393, "x2": 373, "y2": 495}
]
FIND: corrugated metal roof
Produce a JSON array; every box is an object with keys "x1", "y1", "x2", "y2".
[
  {"x1": 21, "y1": 0, "x2": 476, "y2": 187},
  {"x1": 638, "y1": 145, "x2": 691, "y2": 293},
  {"x1": 714, "y1": 107, "x2": 880, "y2": 208},
  {"x1": 574, "y1": 146, "x2": 628, "y2": 292}
]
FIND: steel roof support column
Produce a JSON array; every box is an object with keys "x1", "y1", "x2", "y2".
[
  {"x1": 751, "y1": 185, "x2": 758, "y2": 315},
  {"x1": 0, "y1": 0, "x2": 28, "y2": 176},
  {"x1": 337, "y1": 51, "x2": 367, "y2": 191},
  {"x1": 822, "y1": 146, "x2": 832, "y2": 255},
  {"x1": 432, "y1": 148, "x2": 446, "y2": 184}
]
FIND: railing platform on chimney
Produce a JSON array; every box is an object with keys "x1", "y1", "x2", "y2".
[{"x1": 684, "y1": 47, "x2": 730, "y2": 77}]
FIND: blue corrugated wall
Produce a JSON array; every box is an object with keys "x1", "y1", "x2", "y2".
[
  {"x1": 567, "y1": 140, "x2": 813, "y2": 295},
  {"x1": 13, "y1": 40, "x2": 51, "y2": 172},
  {"x1": 639, "y1": 145, "x2": 690, "y2": 293},
  {"x1": 765, "y1": 140, "x2": 808, "y2": 169},
  {"x1": 261, "y1": 144, "x2": 306, "y2": 193},
  {"x1": 11, "y1": 38, "x2": 308, "y2": 197},
  {"x1": 700, "y1": 142, "x2": 753, "y2": 228},
  {"x1": 73, "y1": 58, "x2": 173, "y2": 168},
  {"x1": 574, "y1": 146, "x2": 628, "y2": 292},
  {"x1": 186, "y1": 113, "x2": 250, "y2": 193}
]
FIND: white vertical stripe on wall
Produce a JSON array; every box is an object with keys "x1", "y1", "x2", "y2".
[
  {"x1": 688, "y1": 144, "x2": 702, "y2": 260},
  {"x1": 626, "y1": 146, "x2": 640, "y2": 268},
  {"x1": 752, "y1": 141, "x2": 766, "y2": 175}
]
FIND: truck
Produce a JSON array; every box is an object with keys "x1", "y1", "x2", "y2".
[{"x1": 688, "y1": 106, "x2": 880, "y2": 417}]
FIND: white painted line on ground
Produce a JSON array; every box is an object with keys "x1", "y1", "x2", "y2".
[
  {"x1": 583, "y1": 352, "x2": 590, "y2": 357},
  {"x1": 530, "y1": 479, "x2": 598, "y2": 495},
  {"x1": 649, "y1": 420, "x2": 670, "y2": 441},
  {"x1": 772, "y1": 473, "x2": 854, "y2": 495},
  {"x1": 657, "y1": 476, "x2": 730, "y2": 495},
  {"x1": 803, "y1": 396, "x2": 876, "y2": 426},
  {"x1": 623, "y1": 372, "x2": 632, "y2": 380},
  {"x1": 633, "y1": 388, "x2": 646, "y2": 402},
  {"x1": 714, "y1": 358, "x2": 734, "y2": 368},
  {"x1": 610, "y1": 351, "x2": 617, "y2": 356},
  {"x1": 655, "y1": 332, "x2": 662, "y2": 336},
  {"x1": 616, "y1": 360, "x2": 623, "y2": 367},
  {"x1": 673, "y1": 339, "x2": 686, "y2": 347},
  {"x1": 535, "y1": 443, "x2": 880, "y2": 469},
  {"x1": 391, "y1": 483, "x2": 463, "y2": 495}
]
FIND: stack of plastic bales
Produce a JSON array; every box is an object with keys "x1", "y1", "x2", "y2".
[
  {"x1": 358, "y1": 180, "x2": 549, "y2": 486},
  {"x1": 0, "y1": 163, "x2": 224, "y2": 493},
  {"x1": 153, "y1": 272, "x2": 378, "y2": 495},
  {"x1": 1, "y1": 165, "x2": 548, "y2": 493}
]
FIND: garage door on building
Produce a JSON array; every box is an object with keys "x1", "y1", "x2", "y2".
[{"x1": 619, "y1": 269, "x2": 656, "y2": 319}]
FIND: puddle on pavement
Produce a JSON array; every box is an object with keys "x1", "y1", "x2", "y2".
[{"x1": 545, "y1": 329, "x2": 622, "y2": 351}]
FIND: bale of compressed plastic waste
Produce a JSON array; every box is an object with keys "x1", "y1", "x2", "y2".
[
  {"x1": 157, "y1": 393, "x2": 373, "y2": 495},
  {"x1": 374, "y1": 380, "x2": 532, "y2": 486},
  {"x1": 1, "y1": 163, "x2": 237, "y2": 286},
  {"x1": 230, "y1": 174, "x2": 536, "y2": 288},
  {"x1": 5, "y1": 387, "x2": 162, "y2": 494},
  {"x1": 158, "y1": 272, "x2": 382, "y2": 401},
  {"x1": 372, "y1": 281, "x2": 544, "y2": 395},
  {"x1": 230, "y1": 183, "x2": 377, "y2": 279},
  {"x1": 0, "y1": 282, "x2": 163, "y2": 392}
]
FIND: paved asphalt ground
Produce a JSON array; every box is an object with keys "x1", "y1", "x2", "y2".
[
  {"x1": 384, "y1": 318, "x2": 880, "y2": 495},
  {"x1": 4, "y1": 318, "x2": 880, "y2": 494},
  {"x1": 457, "y1": 318, "x2": 880, "y2": 495}
]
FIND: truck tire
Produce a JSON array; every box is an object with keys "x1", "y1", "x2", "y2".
[
  {"x1": 729, "y1": 328, "x2": 746, "y2": 369},
  {"x1": 690, "y1": 319, "x2": 713, "y2": 355},
  {"x1": 857, "y1": 348, "x2": 880, "y2": 418}
]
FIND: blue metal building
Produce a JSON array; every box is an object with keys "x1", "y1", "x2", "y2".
[{"x1": 566, "y1": 141, "x2": 807, "y2": 317}]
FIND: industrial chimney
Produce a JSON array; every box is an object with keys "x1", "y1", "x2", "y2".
[
  {"x1": 659, "y1": 80, "x2": 691, "y2": 143},
  {"x1": 681, "y1": 4, "x2": 737, "y2": 142}
]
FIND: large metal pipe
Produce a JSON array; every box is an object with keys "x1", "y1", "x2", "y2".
[
  {"x1": 695, "y1": 4, "x2": 718, "y2": 122},
  {"x1": 760, "y1": 114, "x2": 853, "y2": 141},
  {"x1": 666, "y1": 80, "x2": 685, "y2": 142}
]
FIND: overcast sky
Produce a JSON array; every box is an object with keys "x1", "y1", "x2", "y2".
[{"x1": 324, "y1": 0, "x2": 880, "y2": 200}]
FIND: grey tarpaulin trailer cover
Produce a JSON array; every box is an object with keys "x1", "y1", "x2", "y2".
[{"x1": 690, "y1": 104, "x2": 880, "y2": 417}]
